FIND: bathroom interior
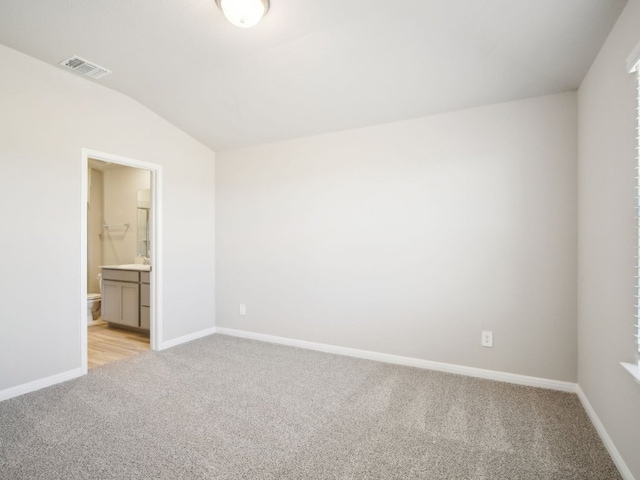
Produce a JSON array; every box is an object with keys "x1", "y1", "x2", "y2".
[{"x1": 87, "y1": 158, "x2": 152, "y2": 369}]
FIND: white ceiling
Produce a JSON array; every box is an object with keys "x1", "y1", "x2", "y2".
[{"x1": 0, "y1": 0, "x2": 629, "y2": 151}]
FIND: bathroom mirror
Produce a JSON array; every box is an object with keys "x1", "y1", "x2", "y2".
[{"x1": 137, "y1": 189, "x2": 151, "y2": 258}]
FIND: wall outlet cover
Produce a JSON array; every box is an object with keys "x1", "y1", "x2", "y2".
[{"x1": 482, "y1": 331, "x2": 493, "y2": 347}]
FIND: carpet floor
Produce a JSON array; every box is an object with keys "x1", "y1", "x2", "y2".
[{"x1": 0, "y1": 335, "x2": 621, "y2": 479}]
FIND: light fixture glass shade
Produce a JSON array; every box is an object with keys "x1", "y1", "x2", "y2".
[{"x1": 217, "y1": 0, "x2": 269, "y2": 28}]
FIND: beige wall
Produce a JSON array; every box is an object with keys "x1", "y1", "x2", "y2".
[
  {"x1": 87, "y1": 165, "x2": 152, "y2": 294},
  {"x1": 577, "y1": 0, "x2": 640, "y2": 477},
  {"x1": 87, "y1": 168, "x2": 103, "y2": 293},
  {"x1": 216, "y1": 92, "x2": 578, "y2": 382},
  {"x1": 101, "y1": 166, "x2": 151, "y2": 266},
  {"x1": 0, "y1": 44, "x2": 216, "y2": 391}
]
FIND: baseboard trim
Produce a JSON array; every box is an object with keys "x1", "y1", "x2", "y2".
[
  {"x1": 0, "y1": 368, "x2": 83, "y2": 402},
  {"x1": 158, "y1": 327, "x2": 217, "y2": 350},
  {"x1": 575, "y1": 386, "x2": 635, "y2": 480},
  {"x1": 215, "y1": 327, "x2": 577, "y2": 393}
]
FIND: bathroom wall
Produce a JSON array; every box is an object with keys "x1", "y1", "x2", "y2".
[
  {"x1": 87, "y1": 168, "x2": 103, "y2": 294},
  {"x1": 101, "y1": 166, "x2": 151, "y2": 266}
]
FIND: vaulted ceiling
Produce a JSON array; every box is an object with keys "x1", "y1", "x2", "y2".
[{"x1": 0, "y1": 0, "x2": 629, "y2": 151}]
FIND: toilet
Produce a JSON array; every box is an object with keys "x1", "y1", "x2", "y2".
[
  {"x1": 87, "y1": 293, "x2": 101, "y2": 323},
  {"x1": 87, "y1": 273, "x2": 102, "y2": 324}
]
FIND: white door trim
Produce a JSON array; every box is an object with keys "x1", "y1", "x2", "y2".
[{"x1": 80, "y1": 148, "x2": 163, "y2": 374}]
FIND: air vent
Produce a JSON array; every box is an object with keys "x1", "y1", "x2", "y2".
[{"x1": 59, "y1": 56, "x2": 111, "y2": 79}]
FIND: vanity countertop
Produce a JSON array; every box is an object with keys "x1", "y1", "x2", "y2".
[{"x1": 100, "y1": 264, "x2": 151, "y2": 272}]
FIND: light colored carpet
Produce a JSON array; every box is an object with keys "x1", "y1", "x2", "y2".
[{"x1": 0, "y1": 335, "x2": 621, "y2": 479}]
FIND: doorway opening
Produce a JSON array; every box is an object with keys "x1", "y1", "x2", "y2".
[{"x1": 80, "y1": 149, "x2": 163, "y2": 374}]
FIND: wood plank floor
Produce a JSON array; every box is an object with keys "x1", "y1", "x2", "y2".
[{"x1": 87, "y1": 320, "x2": 150, "y2": 369}]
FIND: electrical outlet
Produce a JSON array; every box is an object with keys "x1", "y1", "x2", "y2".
[
  {"x1": 239, "y1": 304, "x2": 246, "y2": 316},
  {"x1": 481, "y1": 331, "x2": 493, "y2": 347}
]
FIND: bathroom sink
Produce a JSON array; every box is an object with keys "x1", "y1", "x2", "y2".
[{"x1": 100, "y1": 264, "x2": 151, "y2": 271}]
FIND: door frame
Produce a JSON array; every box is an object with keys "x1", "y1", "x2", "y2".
[{"x1": 80, "y1": 148, "x2": 163, "y2": 374}]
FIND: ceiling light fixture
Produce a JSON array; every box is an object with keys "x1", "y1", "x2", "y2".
[{"x1": 215, "y1": 0, "x2": 269, "y2": 28}]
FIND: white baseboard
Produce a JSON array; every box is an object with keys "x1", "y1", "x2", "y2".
[
  {"x1": 215, "y1": 327, "x2": 577, "y2": 393},
  {"x1": 0, "y1": 368, "x2": 83, "y2": 402},
  {"x1": 158, "y1": 327, "x2": 217, "y2": 350},
  {"x1": 576, "y1": 386, "x2": 635, "y2": 480}
]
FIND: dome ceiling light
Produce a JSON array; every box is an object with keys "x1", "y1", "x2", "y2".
[{"x1": 215, "y1": 0, "x2": 270, "y2": 28}]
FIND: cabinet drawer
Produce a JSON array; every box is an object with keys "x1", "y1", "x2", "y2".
[
  {"x1": 141, "y1": 271, "x2": 150, "y2": 284},
  {"x1": 102, "y1": 269, "x2": 139, "y2": 283},
  {"x1": 140, "y1": 306, "x2": 150, "y2": 330},
  {"x1": 141, "y1": 283, "x2": 150, "y2": 307}
]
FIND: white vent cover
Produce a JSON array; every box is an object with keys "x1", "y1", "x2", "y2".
[{"x1": 59, "y1": 56, "x2": 111, "y2": 79}]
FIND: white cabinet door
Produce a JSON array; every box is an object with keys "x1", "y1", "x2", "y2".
[
  {"x1": 120, "y1": 282, "x2": 140, "y2": 327},
  {"x1": 102, "y1": 280, "x2": 121, "y2": 323},
  {"x1": 102, "y1": 280, "x2": 139, "y2": 328}
]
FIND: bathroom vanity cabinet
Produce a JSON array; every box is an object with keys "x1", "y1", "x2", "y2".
[
  {"x1": 140, "y1": 271, "x2": 150, "y2": 329},
  {"x1": 101, "y1": 267, "x2": 151, "y2": 331}
]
